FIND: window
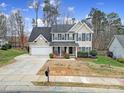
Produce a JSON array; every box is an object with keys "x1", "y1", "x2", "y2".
[
  {"x1": 79, "y1": 47, "x2": 82, "y2": 51},
  {"x1": 78, "y1": 34, "x2": 82, "y2": 41},
  {"x1": 79, "y1": 47, "x2": 91, "y2": 52},
  {"x1": 54, "y1": 34, "x2": 58, "y2": 40},
  {"x1": 85, "y1": 47, "x2": 89, "y2": 51},
  {"x1": 82, "y1": 47, "x2": 85, "y2": 51},
  {"x1": 52, "y1": 34, "x2": 54, "y2": 40},
  {"x1": 61, "y1": 34, "x2": 65, "y2": 40},
  {"x1": 69, "y1": 34, "x2": 73, "y2": 40},
  {"x1": 82, "y1": 33, "x2": 85, "y2": 41},
  {"x1": 58, "y1": 34, "x2": 61, "y2": 40},
  {"x1": 76, "y1": 33, "x2": 78, "y2": 41},
  {"x1": 89, "y1": 33, "x2": 91, "y2": 41},
  {"x1": 79, "y1": 47, "x2": 85, "y2": 51},
  {"x1": 85, "y1": 34, "x2": 89, "y2": 41},
  {"x1": 89, "y1": 47, "x2": 91, "y2": 51},
  {"x1": 86, "y1": 33, "x2": 91, "y2": 41}
]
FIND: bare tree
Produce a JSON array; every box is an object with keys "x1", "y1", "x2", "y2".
[
  {"x1": 29, "y1": 0, "x2": 40, "y2": 27},
  {"x1": 0, "y1": 13, "x2": 7, "y2": 39},
  {"x1": 43, "y1": 0, "x2": 60, "y2": 26},
  {"x1": 8, "y1": 9, "x2": 25, "y2": 48}
]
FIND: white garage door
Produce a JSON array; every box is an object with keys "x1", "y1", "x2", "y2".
[{"x1": 31, "y1": 46, "x2": 52, "y2": 56}]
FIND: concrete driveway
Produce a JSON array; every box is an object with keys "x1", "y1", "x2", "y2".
[
  {"x1": 0, "y1": 54, "x2": 48, "y2": 91},
  {"x1": 0, "y1": 54, "x2": 48, "y2": 75}
]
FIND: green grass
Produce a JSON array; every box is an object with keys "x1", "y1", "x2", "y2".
[
  {"x1": 0, "y1": 49, "x2": 26, "y2": 66},
  {"x1": 94, "y1": 56, "x2": 124, "y2": 67}
]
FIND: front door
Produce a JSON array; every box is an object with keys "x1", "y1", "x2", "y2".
[{"x1": 69, "y1": 47, "x2": 73, "y2": 54}]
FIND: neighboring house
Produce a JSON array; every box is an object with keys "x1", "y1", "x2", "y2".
[
  {"x1": 108, "y1": 35, "x2": 124, "y2": 58},
  {"x1": 0, "y1": 37, "x2": 8, "y2": 48},
  {"x1": 28, "y1": 21, "x2": 94, "y2": 57}
]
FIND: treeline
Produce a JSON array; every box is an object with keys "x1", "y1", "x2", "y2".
[
  {"x1": 0, "y1": 9, "x2": 26, "y2": 49},
  {"x1": 87, "y1": 8, "x2": 124, "y2": 50}
]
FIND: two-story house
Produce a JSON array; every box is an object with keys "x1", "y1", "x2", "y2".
[{"x1": 28, "y1": 21, "x2": 93, "y2": 57}]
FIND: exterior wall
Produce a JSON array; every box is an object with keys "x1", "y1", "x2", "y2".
[
  {"x1": 29, "y1": 35, "x2": 52, "y2": 56},
  {"x1": 74, "y1": 23, "x2": 93, "y2": 51},
  {"x1": 109, "y1": 38, "x2": 124, "y2": 58}
]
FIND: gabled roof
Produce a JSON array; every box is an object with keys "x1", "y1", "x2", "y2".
[
  {"x1": 69, "y1": 21, "x2": 94, "y2": 33},
  {"x1": 81, "y1": 20, "x2": 93, "y2": 30},
  {"x1": 28, "y1": 27, "x2": 51, "y2": 42},
  {"x1": 115, "y1": 35, "x2": 124, "y2": 48},
  {"x1": 51, "y1": 24, "x2": 75, "y2": 33},
  {"x1": 108, "y1": 35, "x2": 124, "y2": 49}
]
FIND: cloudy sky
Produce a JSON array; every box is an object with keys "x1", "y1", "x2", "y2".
[{"x1": 0, "y1": 0, "x2": 124, "y2": 31}]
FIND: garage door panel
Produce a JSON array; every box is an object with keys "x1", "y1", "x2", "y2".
[{"x1": 31, "y1": 47, "x2": 52, "y2": 56}]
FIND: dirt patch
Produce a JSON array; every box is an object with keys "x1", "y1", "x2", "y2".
[{"x1": 38, "y1": 59, "x2": 124, "y2": 78}]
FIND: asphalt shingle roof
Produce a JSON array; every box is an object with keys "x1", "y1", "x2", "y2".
[
  {"x1": 28, "y1": 27, "x2": 51, "y2": 42},
  {"x1": 51, "y1": 24, "x2": 74, "y2": 33},
  {"x1": 115, "y1": 35, "x2": 124, "y2": 48}
]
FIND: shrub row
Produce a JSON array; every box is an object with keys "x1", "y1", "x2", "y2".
[
  {"x1": 49, "y1": 53, "x2": 70, "y2": 59},
  {"x1": 1, "y1": 44, "x2": 12, "y2": 50},
  {"x1": 77, "y1": 50, "x2": 97, "y2": 58},
  {"x1": 117, "y1": 58, "x2": 124, "y2": 63}
]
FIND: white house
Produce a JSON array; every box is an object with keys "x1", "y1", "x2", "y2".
[
  {"x1": 28, "y1": 21, "x2": 94, "y2": 57},
  {"x1": 0, "y1": 38, "x2": 8, "y2": 48},
  {"x1": 108, "y1": 35, "x2": 124, "y2": 58}
]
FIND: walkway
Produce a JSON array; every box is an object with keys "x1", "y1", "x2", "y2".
[{"x1": 38, "y1": 76, "x2": 124, "y2": 86}]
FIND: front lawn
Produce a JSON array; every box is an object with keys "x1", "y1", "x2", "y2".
[
  {"x1": 38, "y1": 59, "x2": 124, "y2": 78},
  {"x1": 0, "y1": 49, "x2": 26, "y2": 67},
  {"x1": 94, "y1": 56, "x2": 124, "y2": 67}
]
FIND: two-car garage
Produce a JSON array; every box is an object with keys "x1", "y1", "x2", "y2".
[{"x1": 30, "y1": 46, "x2": 52, "y2": 56}]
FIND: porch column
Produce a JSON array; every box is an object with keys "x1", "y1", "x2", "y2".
[
  {"x1": 52, "y1": 47, "x2": 54, "y2": 54},
  {"x1": 66, "y1": 47, "x2": 69, "y2": 53},
  {"x1": 60, "y1": 47, "x2": 62, "y2": 57},
  {"x1": 75, "y1": 47, "x2": 77, "y2": 58}
]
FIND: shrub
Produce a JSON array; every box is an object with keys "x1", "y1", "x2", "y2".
[
  {"x1": 117, "y1": 58, "x2": 124, "y2": 63},
  {"x1": 49, "y1": 53, "x2": 54, "y2": 58},
  {"x1": 1, "y1": 45, "x2": 7, "y2": 50},
  {"x1": 107, "y1": 51, "x2": 113, "y2": 58},
  {"x1": 64, "y1": 53, "x2": 70, "y2": 59},
  {"x1": 90, "y1": 50, "x2": 97, "y2": 56},
  {"x1": 5, "y1": 43, "x2": 12, "y2": 49},
  {"x1": 77, "y1": 51, "x2": 88, "y2": 58}
]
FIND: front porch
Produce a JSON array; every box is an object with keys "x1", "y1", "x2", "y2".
[{"x1": 52, "y1": 47, "x2": 77, "y2": 57}]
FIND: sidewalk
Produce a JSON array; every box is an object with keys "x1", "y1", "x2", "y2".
[
  {"x1": 38, "y1": 76, "x2": 124, "y2": 86},
  {"x1": 2, "y1": 86, "x2": 124, "y2": 93}
]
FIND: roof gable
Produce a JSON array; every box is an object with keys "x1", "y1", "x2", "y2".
[
  {"x1": 108, "y1": 35, "x2": 124, "y2": 49},
  {"x1": 69, "y1": 21, "x2": 93, "y2": 33},
  {"x1": 28, "y1": 27, "x2": 51, "y2": 42},
  {"x1": 115, "y1": 35, "x2": 124, "y2": 48}
]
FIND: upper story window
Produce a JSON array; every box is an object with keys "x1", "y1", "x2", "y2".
[
  {"x1": 61, "y1": 34, "x2": 65, "y2": 40},
  {"x1": 69, "y1": 34, "x2": 74, "y2": 40},
  {"x1": 52, "y1": 33, "x2": 74, "y2": 41},
  {"x1": 78, "y1": 34, "x2": 82, "y2": 41},
  {"x1": 76, "y1": 33, "x2": 92, "y2": 41},
  {"x1": 82, "y1": 33, "x2": 85, "y2": 41},
  {"x1": 86, "y1": 33, "x2": 91, "y2": 41},
  {"x1": 54, "y1": 34, "x2": 58, "y2": 40}
]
